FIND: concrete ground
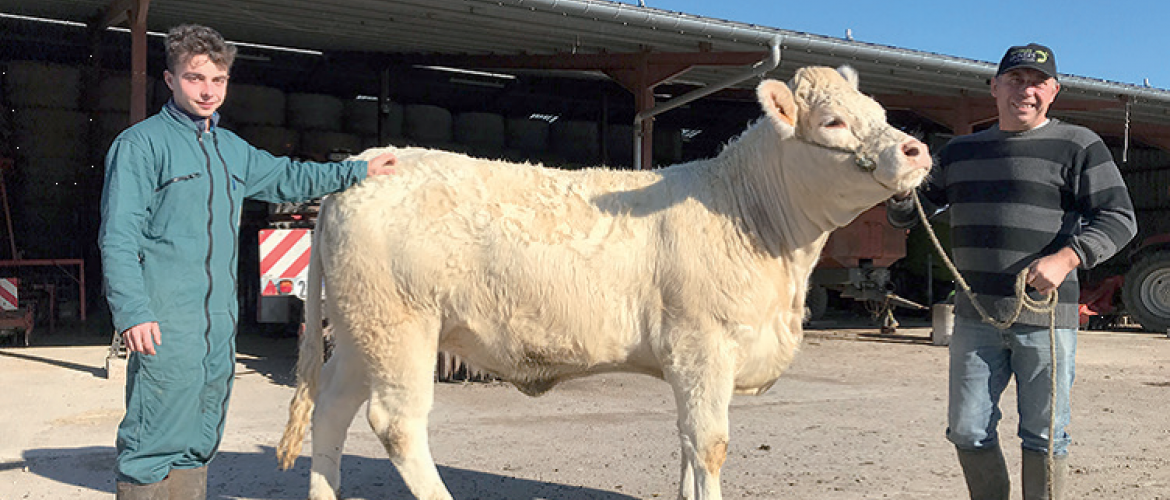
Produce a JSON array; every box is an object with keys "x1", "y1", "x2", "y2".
[{"x1": 0, "y1": 316, "x2": 1167, "y2": 500}]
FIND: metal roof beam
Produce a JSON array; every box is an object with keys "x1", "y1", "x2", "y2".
[{"x1": 389, "y1": 51, "x2": 769, "y2": 74}]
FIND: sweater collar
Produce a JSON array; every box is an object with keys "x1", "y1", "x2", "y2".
[
  {"x1": 994, "y1": 118, "x2": 1057, "y2": 137},
  {"x1": 164, "y1": 99, "x2": 220, "y2": 132}
]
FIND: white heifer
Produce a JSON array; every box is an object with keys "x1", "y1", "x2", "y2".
[{"x1": 278, "y1": 66, "x2": 930, "y2": 500}]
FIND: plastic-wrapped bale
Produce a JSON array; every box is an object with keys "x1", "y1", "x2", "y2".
[
  {"x1": 605, "y1": 123, "x2": 634, "y2": 168},
  {"x1": 239, "y1": 126, "x2": 299, "y2": 157},
  {"x1": 300, "y1": 131, "x2": 362, "y2": 159},
  {"x1": 506, "y1": 117, "x2": 549, "y2": 153},
  {"x1": 454, "y1": 112, "x2": 505, "y2": 157},
  {"x1": 403, "y1": 104, "x2": 452, "y2": 146},
  {"x1": 11, "y1": 108, "x2": 89, "y2": 160},
  {"x1": 3, "y1": 61, "x2": 80, "y2": 109},
  {"x1": 550, "y1": 119, "x2": 600, "y2": 166},
  {"x1": 287, "y1": 93, "x2": 343, "y2": 131},
  {"x1": 218, "y1": 84, "x2": 285, "y2": 126}
]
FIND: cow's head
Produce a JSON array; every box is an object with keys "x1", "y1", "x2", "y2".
[{"x1": 753, "y1": 66, "x2": 930, "y2": 237}]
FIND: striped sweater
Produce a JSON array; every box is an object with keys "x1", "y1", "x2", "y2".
[{"x1": 888, "y1": 119, "x2": 1136, "y2": 328}]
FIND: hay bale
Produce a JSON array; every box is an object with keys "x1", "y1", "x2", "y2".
[
  {"x1": 605, "y1": 124, "x2": 634, "y2": 167},
  {"x1": 287, "y1": 93, "x2": 343, "y2": 131},
  {"x1": 454, "y1": 112, "x2": 506, "y2": 154},
  {"x1": 219, "y1": 84, "x2": 285, "y2": 126},
  {"x1": 403, "y1": 104, "x2": 452, "y2": 145},
  {"x1": 343, "y1": 99, "x2": 378, "y2": 135},
  {"x1": 11, "y1": 107, "x2": 89, "y2": 160},
  {"x1": 506, "y1": 117, "x2": 550, "y2": 153},
  {"x1": 299, "y1": 131, "x2": 362, "y2": 158},
  {"x1": 4, "y1": 61, "x2": 80, "y2": 108},
  {"x1": 238, "y1": 126, "x2": 299, "y2": 157},
  {"x1": 550, "y1": 120, "x2": 600, "y2": 164},
  {"x1": 96, "y1": 74, "x2": 156, "y2": 112},
  {"x1": 653, "y1": 126, "x2": 683, "y2": 165}
]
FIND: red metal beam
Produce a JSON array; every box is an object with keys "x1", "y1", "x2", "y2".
[{"x1": 97, "y1": 0, "x2": 151, "y2": 124}]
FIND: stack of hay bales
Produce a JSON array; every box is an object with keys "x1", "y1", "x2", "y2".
[
  {"x1": 605, "y1": 123, "x2": 634, "y2": 168},
  {"x1": 454, "y1": 112, "x2": 506, "y2": 159},
  {"x1": 4, "y1": 61, "x2": 90, "y2": 258},
  {"x1": 289, "y1": 92, "x2": 361, "y2": 159},
  {"x1": 227, "y1": 84, "x2": 298, "y2": 157},
  {"x1": 1115, "y1": 146, "x2": 1170, "y2": 238},
  {"x1": 403, "y1": 104, "x2": 455, "y2": 151},
  {"x1": 344, "y1": 98, "x2": 403, "y2": 151},
  {"x1": 505, "y1": 116, "x2": 550, "y2": 162},
  {"x1": 550, "y1": 119, "x2": 600, "y2": 168}
]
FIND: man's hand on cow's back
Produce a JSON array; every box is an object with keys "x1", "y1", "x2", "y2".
[
  {"x1": 122, "y1": 321, "x2": 162, "y2": 355},
  {"x1": 367, "y1": 152, "x2": 398, "y2": 177}
]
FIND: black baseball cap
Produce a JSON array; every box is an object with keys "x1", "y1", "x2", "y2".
[{"x1": 996, "y1": 43, "x2": 1058, "y2": 80}]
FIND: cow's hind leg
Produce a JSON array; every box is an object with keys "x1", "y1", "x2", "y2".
[
  {"x1": 364, "y1": 317, "x2": 453, "y2": 500},
  {"x1": 308, "y1": 333, "x2": 370, "y2": 500},
  {"x1": 665, "y1": 345, "x2": 734, "y2": 500}
]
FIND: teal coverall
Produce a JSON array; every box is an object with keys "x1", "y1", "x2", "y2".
[{"x1": 99, "y1": 101, "x2": 369, "y2": 484}]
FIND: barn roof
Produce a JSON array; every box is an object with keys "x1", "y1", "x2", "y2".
[{"x1": 3, "y1": 0, "x2": 1170, "y2": 147}]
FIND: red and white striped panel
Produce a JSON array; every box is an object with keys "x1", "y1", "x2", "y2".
[
  {"x1": 259, "y1": 229, "x2": 311, "y2": 297},
  {"x1": 0, "y1": 278, "x2": 17, "y2": 310}
]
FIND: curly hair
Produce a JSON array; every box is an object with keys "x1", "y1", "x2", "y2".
[{"x1": 165, "y1": 24, "x2": 237, "y2": 72}]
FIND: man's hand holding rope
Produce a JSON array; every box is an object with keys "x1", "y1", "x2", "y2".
[{"x1": 1026, "y1": 247, "x2": 1081, "y2": 296}]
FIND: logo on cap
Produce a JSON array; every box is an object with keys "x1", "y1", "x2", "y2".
[{"x1": 1009, "y1": 47, "x2": 1048, "y2": 64}]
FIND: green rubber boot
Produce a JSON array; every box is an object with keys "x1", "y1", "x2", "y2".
[
  {"x1": 1022, "y1": 449, "x2": 1067, "y2": 500},
  {"x1": 955, "y1": 446, "x2": 1010, "y2": 500},
  {"x1": 166, "y1": 467, "x2": 208, "y2": 500},
  {"x1": 115, "y1": 478, "x2": 169, "y2": 500}
]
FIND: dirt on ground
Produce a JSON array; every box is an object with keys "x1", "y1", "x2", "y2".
[{"x1": 1, "y1": 316, "x2": 1167, "y2": 500}]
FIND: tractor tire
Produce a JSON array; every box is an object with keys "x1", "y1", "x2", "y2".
[{"x1": 1121, "y1": 250, "x2": 1170, "y2": 333}]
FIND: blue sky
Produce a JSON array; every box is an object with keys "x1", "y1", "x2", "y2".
[{"x1": 640, "y1": 0, "x2": 1169, "y2": 89}]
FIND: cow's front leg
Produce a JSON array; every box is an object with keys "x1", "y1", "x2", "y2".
[
  {"x1": 308, "y1": 335, "x2": 370, "y2": 500},
  {"x1": 665, "y1": 343, "x2": 734, "y2": 500}
]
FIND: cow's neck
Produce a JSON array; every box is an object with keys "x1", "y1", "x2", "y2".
[{"x1": 714, "y1": 121, "x2": 844, "y2": 258}]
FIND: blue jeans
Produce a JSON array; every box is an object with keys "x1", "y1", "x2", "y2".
[{"x1": 946, "y1": 315, "x2": 1076, "y2": 456}]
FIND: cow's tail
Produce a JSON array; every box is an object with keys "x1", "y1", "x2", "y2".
[{"x1": 277, "y1": 218, "x2": 327, "y2": 470}]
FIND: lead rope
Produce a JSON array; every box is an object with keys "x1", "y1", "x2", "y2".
[{"x1": 911, "y1": 191, "x2": 1060, "y2": 498}]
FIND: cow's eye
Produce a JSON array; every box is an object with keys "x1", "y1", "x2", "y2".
[{"x1": 823, "y1": 118, "x2": 847, "y2": 129}]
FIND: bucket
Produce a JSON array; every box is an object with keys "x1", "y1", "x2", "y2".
[{"x1": 931, "y1": 304, "x2": 954, "y2": 346}]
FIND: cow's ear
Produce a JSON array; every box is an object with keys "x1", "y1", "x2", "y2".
[
  {"x1": 837, "y1": 65, "x2": 860, "y2": 89},
  {"x1": 757, "y1": 79, "x2": 797, "y2": 131}
]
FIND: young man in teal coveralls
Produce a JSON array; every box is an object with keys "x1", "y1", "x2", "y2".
[{"x1": 100, "y1": 24, "x2": 396, "y2": 499}]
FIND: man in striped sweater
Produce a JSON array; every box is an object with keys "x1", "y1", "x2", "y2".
[{"x1": 887, "y1": 43, "x2": 1136, "y2": 500}]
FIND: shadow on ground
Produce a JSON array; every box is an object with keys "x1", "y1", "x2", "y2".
[{"x1": 12, "y1": 445, "x2": 640, "y2": 500}]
